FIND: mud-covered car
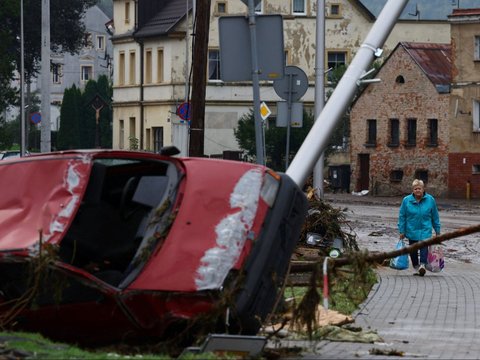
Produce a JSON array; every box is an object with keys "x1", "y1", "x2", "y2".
[{"x1": 0, "y1": 149, "x2": 307, "y2": 345}]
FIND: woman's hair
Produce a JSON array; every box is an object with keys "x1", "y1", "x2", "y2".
[{"x1": 412, "y1": 179, "x2": 424, "y2": 188}]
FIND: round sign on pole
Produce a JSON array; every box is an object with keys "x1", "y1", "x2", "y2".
[
  {"x1": 30, "y1": 112, "x2": 41, "y2": 124},
  {"x1": 176, "y1": 102, "x2": 191, "y2": 121},
  {"x1": 273, "y1": 66, "x2": 309, "y2": 102}
]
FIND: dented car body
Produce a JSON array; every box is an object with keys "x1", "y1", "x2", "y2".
[{"x1": 0, "y1": 150, "x2": 307, "y2": 344}]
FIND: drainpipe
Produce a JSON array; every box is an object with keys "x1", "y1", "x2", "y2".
[
  {"x1": 139, "y1": 40, "x2": 144, "y2": 149},
  {"x1": 134, "y1": 0, "x2": 144, "y2": 149}
]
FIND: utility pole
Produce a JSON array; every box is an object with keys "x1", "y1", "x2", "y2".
[
  {"x1": 41, "y1": 0, "x2": 51, "y2": 152},
  {"x1": 286, "y1": 0, "x2": 408, "y2": 187},
  {"x1": 20, "y1": 0, "x2": 26, "y2": 156},
  {"x1": 189, "y1": 0, "x2": 210, "y2": 157},
  {"x1": 313, "y1": 0, "x2": 325, "y2": 198}
]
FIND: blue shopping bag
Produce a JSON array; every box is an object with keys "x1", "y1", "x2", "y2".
[{"x1": 390, "y1": 240, "x2": 409, "y2": 270}]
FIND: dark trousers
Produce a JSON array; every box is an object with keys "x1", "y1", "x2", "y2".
[{"x1": 408, "y1": 239, "x2": 428, "y2": 267}]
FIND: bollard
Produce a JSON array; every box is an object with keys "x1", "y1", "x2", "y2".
[
  {"x1": 466, "y1": 181, "x2": 471, "y2": 200},
  {"x1": 323, "y1": 257, "x2": 329, "y2": 310}
]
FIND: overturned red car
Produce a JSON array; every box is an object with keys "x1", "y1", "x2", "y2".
[{"x1": 0, "y1": 149, "x2": 307, "y2": 344}]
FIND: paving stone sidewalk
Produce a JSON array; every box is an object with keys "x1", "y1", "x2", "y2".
[
  {"x1": 270, "y1": 193, "x2": 480, "y2": 359},
  {"x1": 272, "y1": 260, "x2": 480, "y2": 359}
]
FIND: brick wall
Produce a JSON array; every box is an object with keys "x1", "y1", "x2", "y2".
[
  {"x1": 350, "y1": 45, "x2": 449, "y2": 197},
  {"x1": 448, "y1": 153, "x2": 480, "y2": 199}
]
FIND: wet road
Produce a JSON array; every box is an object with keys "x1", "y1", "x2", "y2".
[
  {"x1": 326, "y1": 194, "x2": 480, "y2": 265},
  {"x1": 268, "y1": 194, "x2": 480, "y2": 359}
]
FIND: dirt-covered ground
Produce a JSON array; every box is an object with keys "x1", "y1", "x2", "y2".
[{"x1": 323, "y1": 192, "x2": 480, "y2": 265}]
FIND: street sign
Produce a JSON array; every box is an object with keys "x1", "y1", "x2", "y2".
[
  {"x1": 273, "y1": 66, "x2": 309, "y2": 102},
  {"x1": 219, "y1": 15, "x2": 285, "y2": 81},
  {"x1": 30, "y1": 112, "x2": 41, "y2": 124},
  {"x1": 260, "y1": 102, "x2": 271, "y2": 120},
  {"x1": 276, "y1": 102, "x2": 303, "y2": 128},
  {"x1": 176, "y1": 101, "x2": 191, "y2": 121}
]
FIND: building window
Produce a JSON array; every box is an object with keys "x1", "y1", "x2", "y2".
[
  {"x1": 119, "y1": 119, "x2": 124, "y2": 149},
  {"x1": 83, "y1": 32, "x2": 93, "y2": 48},
  {"x1": 129, "y1": 117, "x2": 137, "y2": 149},
  {"x1": 216, "y1": 1, "x2": 226, "y2": 14},
  {"x1": 389, "y1": 118, "x2": 399, "y2": 146},
  {"x1": 52, "y1": 64, "x2": 62, "y2": 84},
  {"x1": 255, "y1": 1, "x2": 263, "y2": 13},
  {"x1": 292, "y1": 0, "x2": 306, "y2": 15},
  {"x1": 473, "y1": 164, "x2": 480, "y2": 174},
  {"x1": 327, "y1": 51, "x2": 347, "y2": 82},
  {"x1": 366, "y1": 119, "x2": 376, "y2": 146},
  {"x1": 80, "y1": 65, "x2": 93, "y2": 82},
  {"x1": 125, "y1": 1, "x2": 130, "y2": 23},
  {"x1": 145, "y1": 49, "x2": 152, "y2": 84},
  {"x1": 428, "y1": 118, "x2": 438, "y2": 146},
  {"x1": 208, "y1": 49, "x2": 221, "y2": 81},
  {"x1": 415, "y1": 169, "x2": 428, "y2": 183},
  {"x1": 475, "y1": 36, "x2": 480, "y2": 61},
  {"x1": 390, "y1": 170, "x2": 403, "y2": 182},
  {"x1": 96, "y1": 35, "x2": 105, "y2": 51},
  {"x1": 406, "y1": 118, "x2": 417, "y2": 146},
  {"x1": 129, "y1": 51, "x2": 136, "y2": 85},
  {"x1": 119, "y1": 51, "x2": 125, "y2": 85},
  {"x1": 153, "y1": 127, "x2": 164, "y2": 153},
  {"x1": 329, "y1": 3, "x2": 341, "y2": 17},
  {"x1": 157, "y1": 48, "x2": 164, "y2": 83},
  {"x1": 285, "y1": 49, "x2": 291, "y2": 65},
  {"x1": 473, "y1": 100, "x2": 480, "y2": 132}
]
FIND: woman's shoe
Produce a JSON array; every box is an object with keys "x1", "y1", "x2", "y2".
[{"x1": 418, "y1": 264, "x2": 426, "y2": 276}]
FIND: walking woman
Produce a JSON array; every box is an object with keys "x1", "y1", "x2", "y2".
[{"x1": 398, "y1": 179, "x2": 441, "y2": 276}]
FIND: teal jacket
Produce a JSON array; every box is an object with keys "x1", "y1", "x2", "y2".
[{"x1": 398, "y1": 192, "x2": 441, "y2": 241}]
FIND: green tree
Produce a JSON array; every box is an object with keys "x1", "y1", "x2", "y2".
[
  {"x1": 57, "y1": 86, "x2": 81, "y2": 150},
  {"x1": 58, "y1": 77, "x2": 113, "y2": 150},
  {"x1": 0, "y1": 118, "x2": 15, "y2": 150},
  {"x1": 234, "y1": 109, "x2": 314, "y2": 171},
  {"x1": 0, "y1": 1, "x2": 18, "y2": 116},
  {"x1": 82, "y1": 75, "x2": 113, "y2": 149},
  {"x1": 0, "y1": 0, "x2": 96, "y2": 114},
  {"x1": 81, "y1": 80, "x2": 98, "y2": 148},
  {"x1": 97, "y1": 75, "x2": 113, "y2": 148}
]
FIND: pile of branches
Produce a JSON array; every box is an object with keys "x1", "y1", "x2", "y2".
[{"x1": 299, "y1": 188, "x2": 359, "y2": 255}]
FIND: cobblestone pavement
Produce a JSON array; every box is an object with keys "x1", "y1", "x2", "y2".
[{"x1": 269, "y1": 193, "x2": 480, "y2": 359}]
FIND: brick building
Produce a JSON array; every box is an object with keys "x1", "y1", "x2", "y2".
[
  {"x1": 448, "y1": 9, "x2": 480, "y2": 199},
  {"x1": 350, "y1": 8, "x2": 480, "y2": 200},
  {"x1": 349, "y1": 42, "x2": 451, "y2": 197}
]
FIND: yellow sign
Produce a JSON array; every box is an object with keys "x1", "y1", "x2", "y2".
[{"x1": 260, "y1": 102, "x2": 271, "y2": 120}]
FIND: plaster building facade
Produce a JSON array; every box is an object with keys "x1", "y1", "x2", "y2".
[
  {"x1": 448, "y1": 8, "x2": 480, "y2": 199},
  {"x1": 110, "y1": 0, "x2": 468, "y2": 157}
]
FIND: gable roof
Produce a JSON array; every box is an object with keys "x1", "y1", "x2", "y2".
[
  {"x1": 358, "y1": 0, "x2": 480, "y2": 21},
  {"x1": 134, "y1": 0, "x2": 193, "y2": 39},
  {"x1": 96, "y1": 0, "x2": 113, "y2": 18},
  {"x1": 399, "y1": 42, "x2": 452, "y2": 92}
]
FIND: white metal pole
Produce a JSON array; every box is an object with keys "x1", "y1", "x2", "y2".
[
  {"x1": 41, "y1": 0, "x2": 51, "y2": 152},
  {"x1": 248, "y1": 0, "x2": 265, "y2": 165},
  {"x1": 286, "y1": 0, "x2": 408, "y2": 187},
  {"x1": 185, "y1": 0, "x2": 190, "y2": 102},
  {"x1": 20, "y1": 0, "x2": 26, "y2": 156},
  {"x1": 313, "y1": 0, "x2": 325, "y2": 198}
]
